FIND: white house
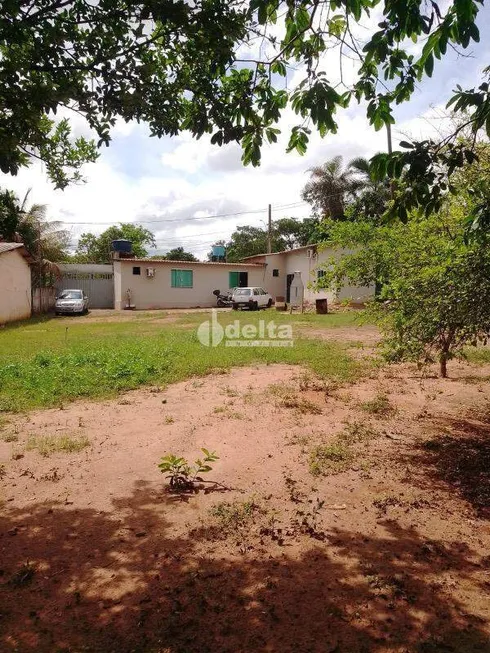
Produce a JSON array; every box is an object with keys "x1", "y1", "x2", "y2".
[
  {"x1": 113, "y1": 258, "x2": 267, "y2": 310},
  {"x1": 0, "y1": 243, "x2": 32, "y2": 324},
  {"x1": 241, "y1": 244, "x2": 373, "y2": 305}
]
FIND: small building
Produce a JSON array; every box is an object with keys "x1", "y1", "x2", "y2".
[
  {"x1": 242, "y1": 244, "x2": 373, "y2": 305},
  {"x1": 113, "y1": 258, "x2": 266, "y2": 310},
  {"x1": 0, "y1": 242, "x2": 33, "y2": 324}
]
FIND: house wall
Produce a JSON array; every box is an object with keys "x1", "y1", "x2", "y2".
[
  {"x1": 0, "y1": 250, "x2": 32, "y2": 324},
  {"x1": 246, "y1": 247, "x2": 373, "y2": 305},
  {"x1": 113, "y1": 261, "x2": 267, "y2": 309}
]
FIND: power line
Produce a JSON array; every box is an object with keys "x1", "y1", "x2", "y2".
[{"x1": 56, "y1": 201, "x2": 310, "y2": 226}]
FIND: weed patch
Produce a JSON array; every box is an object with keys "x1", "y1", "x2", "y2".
[
  {"x1": 338, "y1": 421, "x2": 377, "y2": 444},
  {"x1": 309, "y1": 442, "x2": 355, "y2": 476},
  {"x1": 210, "y1": 499, "x2": 262, "y2": 532},
  {"x1": 280, "y1": 394, "x2": 322, "y2": 414},
  {"x1": 0, "y1": 433, "x2": 19, "y2": 443},
  {"x1": 360, "y1": 393, "x2": 396, "y2": 417},
  {"x1": 26, "y1": 434, "x2": 90, "y2": 457}
]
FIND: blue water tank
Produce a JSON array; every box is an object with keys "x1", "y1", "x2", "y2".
[
  {"x1": 111, "y1": 239, "x2": 132, "y2": 254},
  {"x1": 212, "y1": 244, "x2": 225, "y2": 258}
]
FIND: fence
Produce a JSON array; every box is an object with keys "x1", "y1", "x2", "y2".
[
  {"x1": 32, "y1": 287, "x2": 56, "y2": 314},
  {"x1": 55, "y1": 264, "x2": 114, "y2": 309}
]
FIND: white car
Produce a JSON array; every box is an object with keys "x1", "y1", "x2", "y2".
[
  {"x1": 232, "y1": 287, "x2": 273, "y2": 310},
  {"x1": 55, "y1": 289, "x2": 89, "y2": 315}
]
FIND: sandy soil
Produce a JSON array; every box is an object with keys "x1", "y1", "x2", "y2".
[{"x1": 1, "y1": 358, "x2": 490, "y2": 652}]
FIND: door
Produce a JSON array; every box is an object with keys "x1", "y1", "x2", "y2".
[
  {"x1": 229, "y1": 271, "x2": 248, "y2": 289},
  {"x1": 286, "y1": 274, "x2": 294, "y2": 302}
]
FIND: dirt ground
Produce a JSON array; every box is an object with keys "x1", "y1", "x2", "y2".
[{"x1": 1, "y1": 348, "x2": 490, "y2": 651}]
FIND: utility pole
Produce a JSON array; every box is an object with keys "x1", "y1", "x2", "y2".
[
  {"x1": 386, "y1": 122, "x2": 395, "y2": 200},
  {"x1": 38, "y1": 220, "x2": 43, "y2": 313},
  {"x1": 267, "y1": 204, "x2": 272, "y2": 254}
]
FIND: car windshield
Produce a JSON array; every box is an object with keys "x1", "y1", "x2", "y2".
[
  {"x1": 235, "y1": 288, "x2": 251, "y2": 296},
  {"x1": 59, "y1": 290, "x2": 83, "y2": 299}
]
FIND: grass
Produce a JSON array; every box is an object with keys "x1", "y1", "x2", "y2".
[
  {"x1": 0, "y1": 310, "x2": 366, "y2": 412},
  {"x1": 25, "y1": 434, "x2": 90, "y2": 457},
  {"x1": 465, "y1": 347, "x2": 490, "y2": 364},
  {"x1": 309, "y1": 442, "x2": 355, "y2": 476}
]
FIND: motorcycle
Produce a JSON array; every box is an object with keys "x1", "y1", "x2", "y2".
[{"x1": 213, "y1": 289, "x2": 233, "y2": 307}]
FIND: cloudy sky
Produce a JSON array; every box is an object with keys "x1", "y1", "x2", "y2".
[{"x1": 1, "y1": 4, "x2": 489, "y2": 259}]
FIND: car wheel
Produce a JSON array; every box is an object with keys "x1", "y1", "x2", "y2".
[
  {"x1": 252, "y1": 301, "x2": 258, "y2": 311},
  {"x1": 232, "y1": 303, "x2": 239, "y2": 311},
  {"x1": 267, "y1": 298, "x2": 272, "y2": 308}
]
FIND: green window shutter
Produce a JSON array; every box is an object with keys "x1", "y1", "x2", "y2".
[
  {"x1": 171, "y1": 269, "x2": 193, "y2": 288},
  {"x1": 181, "y1": 270, "x2": 193, "y2": 287},
  {"x1": 229, "y1": 271, "x2": 240, "y2": 288}
]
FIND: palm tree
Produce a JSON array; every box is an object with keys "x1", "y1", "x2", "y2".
[
  {"x1": 347, "y1": 156, "x2": 391, "y2": 222},
  {"x1": 301, "y1": 155, "x2": 366, "y2": 220},
  {"x1": 0, "y1": 189, "x2": 70, "y2": 285}
]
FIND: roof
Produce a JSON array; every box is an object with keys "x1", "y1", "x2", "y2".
[
  {"x1": 0, "y1": 242, "x2": 34, "y2": 262},
  {"x1": 117, "y1": 258, "x2": 265, "y2": 267},
  {"x1": 0, "y1": 242, "x2": 24, "y2": 255},
  {"x1": 241, "y1": 244, "x2": 318, "y2": 260}
]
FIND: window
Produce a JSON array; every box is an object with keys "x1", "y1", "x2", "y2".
[
  {"x1": 317, "y1": 269, "x2": 326, "y2": 279},
  {"x1": 171, "y1": 269, "x2": 193, "y2": 288},
  {"x1": 133, "y1": 266, "x2": 141, "y2": 276},
  {"x1": 59, "y1": 290, "x2": 83, "y2": 299},
  {"x1": 253, "y1": 288, "x2": 260, "y2": 296},
  {"x1": 272, "y1": 269, "x2": 279, "y2": 277}
]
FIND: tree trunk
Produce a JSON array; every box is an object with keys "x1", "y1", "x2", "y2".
[{"x1": 440, "y1": 352, "x2": 448, "y2": 378}]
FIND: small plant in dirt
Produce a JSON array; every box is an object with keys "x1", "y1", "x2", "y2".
[
  {"x1": 9, "y1": 561, "x2": 36, "y2": 587},
  {"x1": 26, "y1": 434, "x2": 90, "y2": 456},
  {"x1": 158, "y1": 448, "x2": 219, "y2": 491},
  {"x1": 309, "y1": 442, "x2": 354, "y2": 476},
  {"x1": 360, "y1": 393, "x2": 396, "y2": 417}
]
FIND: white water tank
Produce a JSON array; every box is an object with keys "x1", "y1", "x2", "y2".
[{"x1": 289, "y1": 271, "x2": 304, "y2": 308}]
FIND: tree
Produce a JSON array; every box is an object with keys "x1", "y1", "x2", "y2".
[
  {"x1": 317, "y1": 182, "x2": 490, "y2": 378},
  {"x1": 223, "y1": 217, "x2": 320, "y2": 261},
  {"x1": 0, "y1": 189, "x2": 70, "y2": 284},
  {"x1": 225, "y1": 226, "x2": 279, "y2": 262},
  {"x1": 274, "y1": 216, "x2": 321, "y2": 248},
  {"x1": 162, "y1": 247, "x2": 198, "y2": 262},
  {"x1": 1, "y1": 0, "x2": 487, "y2": 205},
  {"x1": 74, "y1": 223, "x2": 156, "y2": 263},
  {"x1": 346, "y1": 157, "x2": 391, "y2": 223},
  {"x1": 301, "y1": 156, "x2": 366, "y2": 220}
]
